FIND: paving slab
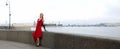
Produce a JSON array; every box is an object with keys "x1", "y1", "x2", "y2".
[{"x1": 0, "y1": 40, "x2": 50, "y2": 49}]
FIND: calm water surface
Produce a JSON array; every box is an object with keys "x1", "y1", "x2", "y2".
[{"x1": 32, "y1": 27, "x2": 120, "y2": 38}]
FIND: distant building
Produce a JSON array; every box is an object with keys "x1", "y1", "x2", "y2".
[
  {"x1": 12, "y1": 23, "x2": 33, "y2": 27},
  {"x1": 45, "y1": 24, "x2": 57, "y2": 26},
  {"x1": 11, "y1": 23, "x2": 33, "y2": 30},
  {"x1": 104, "y1": 23, "x2": 120, "y2": 27}
]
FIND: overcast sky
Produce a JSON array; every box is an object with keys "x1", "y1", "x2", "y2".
[{"x1": 0, "y1": 0, "x2": 120, "y2": 24}]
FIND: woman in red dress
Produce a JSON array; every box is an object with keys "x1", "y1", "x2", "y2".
[{"x1": 32, "y1": 13, "x2": 46, "y2": 46}]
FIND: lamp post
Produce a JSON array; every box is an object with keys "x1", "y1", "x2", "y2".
[{"x1": 6, "y1": 0, "x2": 11, "y2": 29}]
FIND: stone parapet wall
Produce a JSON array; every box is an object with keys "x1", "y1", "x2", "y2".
[{"x1": 0, "y1": 30, "x2": 120, "y2": 49}]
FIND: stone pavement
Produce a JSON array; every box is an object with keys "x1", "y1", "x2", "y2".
[{"x1": 0, "y1": 40, "x2": 50, "y2": 49}]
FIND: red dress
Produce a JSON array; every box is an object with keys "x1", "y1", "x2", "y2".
[{"x1": 32, "y1": 18, "x2": 43, "y2": 42}]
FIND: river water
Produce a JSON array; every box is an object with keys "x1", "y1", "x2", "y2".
[{"x1": 31, "y1": 27, "x2": 120, "y2": 39}]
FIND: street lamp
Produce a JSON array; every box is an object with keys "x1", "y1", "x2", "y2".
[{"x1": 6, "y1": 0, "x2": 11, "y2": 29}]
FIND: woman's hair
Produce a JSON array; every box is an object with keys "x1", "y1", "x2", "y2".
[{"x1": 40, "y1": 13, "x2": 44, "y2": 19}]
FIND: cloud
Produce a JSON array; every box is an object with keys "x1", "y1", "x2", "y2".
[
  {"x1": 0, "y1": 0, "x2": 120, "y2": 24},
  {"x1": 106, "y1": 7, "x2": 120, "y2": 17}
]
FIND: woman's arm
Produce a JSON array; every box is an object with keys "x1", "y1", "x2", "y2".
[
  {"x1": 42, "y1": 24, "x2": 47, "y2": 31},
  {"x1": 42, "y1": 19, "x2": 47, "y2": 31}
]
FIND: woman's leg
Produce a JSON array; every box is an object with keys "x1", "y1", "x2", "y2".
[{"x1": 36, "y1": 37, "x2": 40, "y2": 46}]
